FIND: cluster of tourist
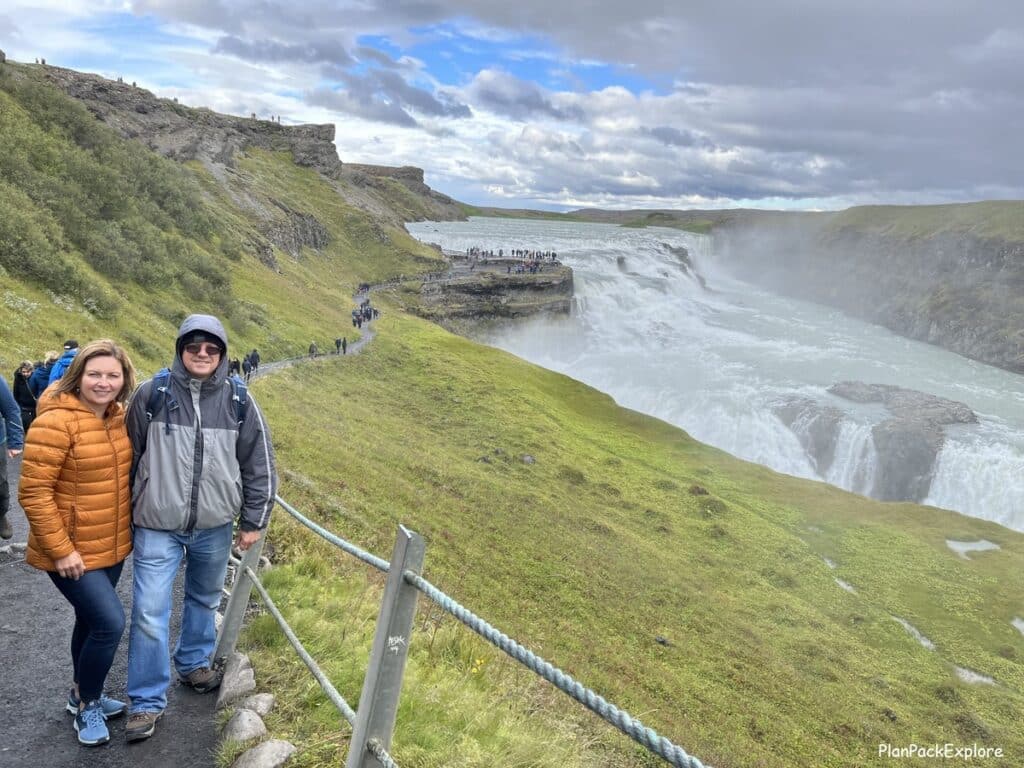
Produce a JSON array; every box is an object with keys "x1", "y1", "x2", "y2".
[
  {"x1": 227, "y1": 348, "x2": 261, "y2": 381},
  {"x1": 462, "y1": 246, "x2": 559, "y2": 261},
  {"x1": 0, "y1": 315, "x2": 278, "y2": 747},
  {"x1": 352, "y1": 297, "x2": 379, "y2": 328}
]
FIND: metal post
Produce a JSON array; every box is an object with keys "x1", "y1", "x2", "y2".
[
  {"x1": 346, "y1": 526, "x2": 425, "y2": 768},
  {"x1": 214, "y1": 534, "x2": 267, "y2": 662}
]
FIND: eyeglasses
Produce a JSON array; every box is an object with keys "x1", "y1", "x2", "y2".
[{"x1": 183, "y1": 343, "x2": 223, "y2": 357}]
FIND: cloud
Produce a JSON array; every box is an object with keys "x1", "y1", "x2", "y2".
[
  {"x1": 466, "y1": 69, "x2": 583, "y2": 120},
  {"x1": 213, "y1": 35, "x2": 353, "y2": 68},
  {"x1": 6, "y1": 0, "x2": 1022, "y2": 209},
  {"x1": 307, "y1": 86, "x2": 420, "y2": 128}
]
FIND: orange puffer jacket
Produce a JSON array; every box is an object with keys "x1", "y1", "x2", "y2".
[{"x1": 19, "y1": 389, "x2": 132, "y2": 572}]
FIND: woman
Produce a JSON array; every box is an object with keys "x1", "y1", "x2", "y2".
[
  {"x1": 12, "y1": 360, "x2": 37, "y2": 431},
  {"x1": 18, "y1": 340, "x2": 135, "y2": 746}
]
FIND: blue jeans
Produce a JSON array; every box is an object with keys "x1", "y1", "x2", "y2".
[
  {"x1": 126, "y1": 523, "x2": 233, "y2": 714},
  {"x1": 48, "y1": 562, "x2": 126, "y2": 703}
]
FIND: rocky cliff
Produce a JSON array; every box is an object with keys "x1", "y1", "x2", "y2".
[
  {"x1": 715, "y1": 204, "x2": 1024, "y2": 374},
  {"x1": 32, "y1": 63, "x2": 464, "y2": 226},
  {"x1": 773, "y1": 382, "x2": 977, "y2": 502},
  {"x1": 412, "y1": 262, "x2": 574, "y2": 330}
]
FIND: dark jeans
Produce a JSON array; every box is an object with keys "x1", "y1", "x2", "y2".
[
  {"x1": 0, "y1": 447, "x2": 8, "y2": 518},
  {"x1": 48, "y1": 561, "x2": 126, "y2": 703}
]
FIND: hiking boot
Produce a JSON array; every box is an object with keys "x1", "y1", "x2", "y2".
[
  {"x1": 74, "y1": 700, "x2": 110, "y2": 746},
  {"x1": 125, "y1": 711, "x2": 162, "y2": 742},
  {"x1": 0, "y1": 515, "x2": 11, "y2": 540},
  {"x1": 66, "y1": 690, "x2": 126, "y2": 719},
  {"x1": 179, "y1": 666, "x2": 222, "y2": 693}
]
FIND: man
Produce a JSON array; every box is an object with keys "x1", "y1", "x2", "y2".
[
  {"x1": 48, "y1": 340, "x2": 79, "y2": 385},
  {"x1": 0, "y1": 375, "x2": 25, "y2": 539},
  {"x1": 124, "y1": 314, "x2": 277, "y2": 742}
]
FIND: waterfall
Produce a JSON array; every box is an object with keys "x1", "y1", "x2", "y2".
[{"x1": 407, "y1": 217, "x2": 1024, "y2": 532}]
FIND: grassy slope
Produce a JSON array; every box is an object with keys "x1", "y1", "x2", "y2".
[
  {"x1": 826, "y1": 201, "x2": 1024, "y2": 241},
  {"x1": 2, "y1": 65, "x2": 1022, "y2": 768},
  {"x1": 247, "y1": 317, "x2": 1023, "y2": 768}
]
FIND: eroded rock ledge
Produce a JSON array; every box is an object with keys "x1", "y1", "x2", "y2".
[
  {"x1": 774, "y1": 382, "x2": 976, "y2": 502},
  {"x1": 415, "y1": 262, "x2": 574, "y2": 329}
]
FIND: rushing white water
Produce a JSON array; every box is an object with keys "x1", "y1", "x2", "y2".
[{"x1": 407, "y1": 217, "x2": 1024, "y2": 531}]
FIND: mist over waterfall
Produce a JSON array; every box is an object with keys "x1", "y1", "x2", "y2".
[{"x1": 407, "y1": 217, "x2": 1024, "y2": 532}]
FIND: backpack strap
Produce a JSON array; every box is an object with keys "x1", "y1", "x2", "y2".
[
  {"x1": 145, "y1": 368, "x2": 175, "y2": 435},
  {"x1": 228, "y1": 374, "x2": 249, "y2": 426}
]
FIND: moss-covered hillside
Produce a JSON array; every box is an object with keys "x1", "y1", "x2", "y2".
[{"x1": 2, "y1": 61, "x2": 1022, "y2": 768}]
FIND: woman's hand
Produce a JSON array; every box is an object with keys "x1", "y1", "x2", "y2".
[{"x1": 54, "y1": 551, "x2": 85, "y2": 580}]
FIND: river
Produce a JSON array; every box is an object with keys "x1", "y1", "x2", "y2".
[{"x1": 407, "y1": 217, "x2": 1024, "y2": 532}]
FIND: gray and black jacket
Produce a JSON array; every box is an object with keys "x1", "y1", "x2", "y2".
[{"x1": 127, "y1": 316, "x2": 277, "y2": 532}]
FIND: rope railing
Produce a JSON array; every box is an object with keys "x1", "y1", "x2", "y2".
[
  {"x1": 405, "y1": 572, "x2": 709, "y2": 768},
  {"x1": 219, "y1": 496, "x2": 710, "y2": 768},
  {"x1": 274, "y1": 495, "x2": 390, "y2": 573},
  {"x1": 243, "y1": 565, "x2": 358, "y2": 726}
]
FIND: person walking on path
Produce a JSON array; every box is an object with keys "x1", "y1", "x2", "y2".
[
  {"x1": 48, "y1": 340, "x2": 79, "y2": 385},
  {"x1": 0, "y1": 373, "x2": 25, "y2": 540},
  {"x1": 341, "y1": 336, "x2": 347, "y2": 355},
  {"x1": 334, "y1": 337, "x2": 342, "y2": 354},
  {"x1": 124, "y1": 314, "x2": 278, "y2": 742},
  {"x1": 309, "y1": 341, "x2": 318, "y2": 358},
  {"x1": 29, "y1": 351, "x2": 59, "y2": 398},
  {"x1": 13, "y1": 360, "x2": 37, "y2": 432},
  {"x1": 17, "y1": 339, "x2": 136, "y2": 746}
]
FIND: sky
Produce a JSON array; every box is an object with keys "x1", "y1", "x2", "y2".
[{"x1": 2, "y1": 2, "x2": 1024, "y2": 211}]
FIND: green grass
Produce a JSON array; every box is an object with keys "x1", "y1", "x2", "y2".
[{"x1": 827, "y1": 201, "x2": 1024, "y2": 241}]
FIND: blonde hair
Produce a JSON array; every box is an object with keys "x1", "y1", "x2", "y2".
[
  {"x1": 43, "y1": 350, "x2": 60, "y2": 365},
  {"x1": 52, "y1": 339, "x2": 137, "y2": 406}
]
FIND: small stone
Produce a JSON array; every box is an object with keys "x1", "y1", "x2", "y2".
[
  {"x1": 223, "y1": 708, "x2": 267, "y2": 742},
  {"x1": 477, "y1": 455, "x2": 491, "y2": 464},
  {"x1": 218, "y1": 653, "x2": 257, "y2": 708},
  {"x1": 11, "y1": 543, "x2": 27, "y2": 552},
  {"x1": 655, "y1": 636, "x2": 673, "y2": 647},
  {"x1": 238, "y1": 693, "x2": 275, "y2": 717},
  {"x1": 232, "y1": 739, "x2": 297, "y2": 768},
  {"x1": 521, "y1": 455, "x2": 535, "y2": 464}
]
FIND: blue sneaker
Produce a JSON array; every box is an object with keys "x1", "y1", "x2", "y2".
[
  {"x1": 74, "y1": 700, "x2": 110, "y2": 746},
  {"x1": 66, "y1": 690, "x2": 126, "y2": 719}
]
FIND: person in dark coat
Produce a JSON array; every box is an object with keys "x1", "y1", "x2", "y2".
[
  {"x1": 241, "y1": 355, "x2": 253, "y2": 383},
  {"x1": 341, "y1": 337, "x2": 347, "y2": 355},
  {"x1": 13, "y1": 361, "x2": 37, "y2": 431},
  {"x1": 29, "y1": 351, "x2": 59, "y2": 398},
  {"x1": 0, "y1": 374, "x2": 25, "y2": 540}
]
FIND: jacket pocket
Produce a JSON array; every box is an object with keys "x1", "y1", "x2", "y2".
[{"x1": 68, "y1": 504, "x2": 78, "y2": 545}]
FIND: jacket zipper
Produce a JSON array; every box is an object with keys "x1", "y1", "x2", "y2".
[
  {"x1": 186, "y1": 393, "x2": 203, "y2": 532},
  {"x1": 107, "y1": 421, "x2": 124, "y2": 559}
]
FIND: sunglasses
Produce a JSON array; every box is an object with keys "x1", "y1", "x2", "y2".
[{"x1": 183, "y1": 342, "x2": 223, "y2": 356}]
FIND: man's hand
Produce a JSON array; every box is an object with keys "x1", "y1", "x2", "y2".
[
  {"x1": 7, "y1": 448, "x2": 22, "y2": 458},
  {"x1": 235, "y1": 529, "x2": 263, "y2": 552}
]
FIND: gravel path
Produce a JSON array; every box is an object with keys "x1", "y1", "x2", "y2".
[{"x1": 1, "y1": 455, "x2": 221, "y2": 767}]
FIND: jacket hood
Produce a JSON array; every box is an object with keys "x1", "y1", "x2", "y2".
[{"x1": 173, "y1": 314, "x2": 229, "y2": 384}]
